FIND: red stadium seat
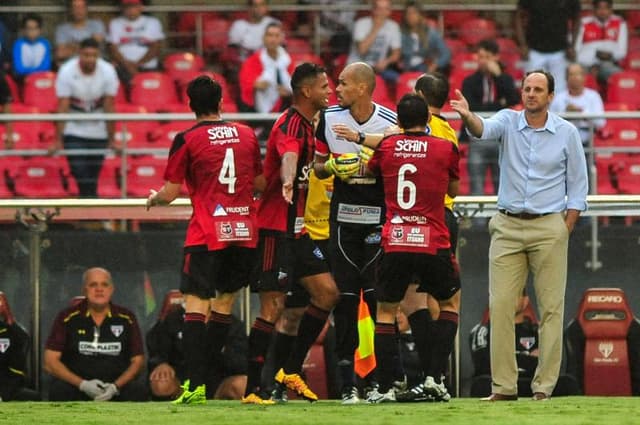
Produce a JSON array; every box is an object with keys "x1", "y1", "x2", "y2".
[
  {"x1": 451, "y1": 52, "x2": 479, "y2": 75},
  {"x1": 575, "y1": 288, "x2": 634, "y2": 395},
  {"x1": 495, "y1": 37, "x2": 519, "y2": 56},
  {"x1": 628, "y1": 36, "x2": 640, "y2": 53},
  {"x1": 0, "y1": 158, "x2": 16, "y2": 198},
  {"x1": 158, "y1": 289, "x2": 184, "y2": 321},
  {"x1": 163, "y1": 52, "x2": 205, "y2": 83},
  {"x1": 202, "y1": 17, "x2": 231, "y2": 54},
  {"x1": 126, "y1": 156, "x2": 167, "y2": 197},
  {"x1": 286, "y1": 38, "x2": 313, "y2": 55},
  {"x1": 622, "y1": 50, "x2": 640, "y2": 72},
  {"x1": 443, "y1": 10, "x2": 479, "y2": 32},
  {"x1": 115, "y1": 82, "x2": 128, "y2": 105},
  {"x1": 0, "y1": 291, "x2": 16, "y2": 325},
  {"x1": 4, "y1": 74, "x2": 20, "y2": 103},
  {"x1": 0, "y1": 122, "x2": 44, "y2": 150},
  {"x1": 115, "y1": 122, "x2": 155, "y2": 151},
  {"x1": 457, "y1": 18, "x2": 497, "y2": 48},
  {"x1": 97, "y1": 155, "x2": 123, "y2": 198},
  {"x1": 594, "y1": 153, "x2": 618, "y2": 195},
  {"x1": 606, "y1": 71, "x2": 640, "y2": 107},
  {"x1": 457, "y1": 156, "x2": 470, "y2": 195},
  {"x1": 396, "y1": 71, "x2": 423, "y2": 100},
  {"x1": 595, "y1": 119, "x2": 640, "y2": 151},
  {"x1": 129, "y1": 72, "x2": 181, "y2": 112},
  {"x1": 11, "y1": 156, "x2": 75, "y2": 198},
  {"x1": 23, "y1": 71, "x2": 57, "y2": 112},
  {"x1": 448, "y1": 69, "x2": 472, "y2": 101},
  {"x1": 627, "y1": 11, "x2": 640, "y2": 31},
  {"x1": 149, "y1": 121, "x2": 195, "y2": 148},
  {"x1": 290, "y1": 53, "x2": 324, "y2": 68},
  {"x1": 443, "y1": 37, "x2": 468, "y2": 57},
  {"x1": 372, "y1": 75, "x2": 395, "y2": 110},
  {"x1": 611, "y1": 155, "x2": 640, "y2": 194}
]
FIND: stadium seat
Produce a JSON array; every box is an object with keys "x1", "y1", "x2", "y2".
[
  {"x1": 115, "y1": 83, "x2": 128, "y2": 105},
  {"x1": 443, "y1": 37, "x2": 468, "y2": 57},
  {"x1": 457, "y1": 156, "x2": 470, "y2": 195},
  {"x1": 611, "y1": 155, "x2": 640, "y2": 194},
  {"x1": 451, "y1": 52, "x2": 479, "y2": 75},
  {"x1": 202, "y1": 17, "x2": 231, "y2": 54},
  {"x1": 290, "y1": 52, "x2": 324, "y2": 68},
  {"x1": 148, "y1": 120, "x2": 195, "y2": 148},
  {"x1": 595, "y1": 119, "x2": 640, "y2": 151},
  {"x1": 606, "y1": 71, "x2": 640, "y2": 107},
  {"x1": 604, "y1": 102, "x2": 633, "y2": 111},
  {"x1": 0, "y1": 122, "x2": 44, "y2": 151},
  {"x1": 628, "y1": 36, "x2": 640, "y2": 53},
  {"x1": 495, "y1": 37, "x2": 520, "y2": 56},
  {"x1": 457, "y1": 18, "x2": 497, "y2": 48},
  {"x1": 163, "y1": 52, "x2": 205, "y2": 83},
  {"x1": 4, "y1": 74, "x2": 20, "y2": 103},
  {"x1": 126, "y1": 156, "x2": 167, "y2": 197},
  {"x1": 396, "y1": 71, "x2": 423, "y2": 100},
  {"x1": 286, "y1": 38, "x2": 313, "y2": 55},
  {"x1": 11, "y1": 156, "x2": 76, "y2": 198},
  {"x1": 158, "y1": 289, "x2": 184, "y2": 321},
  {"x1": 594, "y1": 153, "x2": 618, "y2": 195},
  {"x1": 622, "y1": 50, "x2": 640, "y2": 72},
  {"x1": 372, "y1": 75, "x2": 395, "y2": 110},
  {"x1": 22, "y1": 71, "x2": 57, "y2": 112},
  {"x1": 0, "y1": 158, "x2": 16, "y2": 198},
  {"x1": 97, "y1": 155, "x2": 123, "y2": 198},
  {"x1": 566, "y1": 288, "x2": 635, "y2": 395},
  {"x1": 0, "y1": 291, "x2": 16, "y2": 325},
  {"x1": 114, "y1": 122, "x2": 155, "y2": 151},
  {"x1": 442, "y1": 10, "x2": 479, "y2": 32},
  {"x1": 129, "y1": 72, "x2": 181, "y2": 112}
]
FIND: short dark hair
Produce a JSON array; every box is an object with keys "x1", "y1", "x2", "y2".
[
  {"x1": 22, "y1": 13, "x2": 43, "y2": 29},
  {"x1": 476, "y1": 39, "x2": 499, "y2": 55},
  {"x1": 291, "y1": 62, "x2": 326, "y2": 95},
  {"x1": 397, "y1": 93, "x2": 429, "y2": 129},
  {"x1": 186, "y1": 75, "x2": 222, "y2": 116},
  {"x1": 414, "y1": 72, "x2": 448, "y2": 109},
  {"x1": 79, "y1": 38, "x2": 100, "y2": 50},
  {"x1": 263, "y1": 21, "x2": 282, "y2": 36},
  {"x1": 524, "y1": 69, "x2": 555, "y2": 94}
]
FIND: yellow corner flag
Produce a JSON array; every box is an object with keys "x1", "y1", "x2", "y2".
[{"x1": 354, "y1": 290, "x2": 376, "y2": 378}]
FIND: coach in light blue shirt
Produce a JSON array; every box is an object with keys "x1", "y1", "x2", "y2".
[{"x1": 451, "y1": 69, "x2": 588, "y2": 402}]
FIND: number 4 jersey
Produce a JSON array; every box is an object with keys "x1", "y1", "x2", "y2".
[
  {"x1": 367, "y1": 131, "x2": 460, "y2": 254},
  {"x1": 164, "y1": 120, "x2": 262, "y2": 250}
]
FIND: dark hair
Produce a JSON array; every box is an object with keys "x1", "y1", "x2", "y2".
[
  {"x1": 414, "y1": 72, "x2": 448, "y2": 109},
  {"x1": 79, "y1": 38, "x2": 100, "y2": 50},
  {"x1": 524, "y1": 69, "x2": 555, "y2": 94},
  {"x1": 22, "y1": 13, "x2": 43, "y2": 29},
  {"x1": 186, "y1": 75, "x2": 222, "y2": 116},
  {"x1": 592, "y1": 0, "x2": 612, "y2": 7},
  {"x1": 476, "y1": 39, "x2": 499, "y2": 55},
  {"x1": 263, "y1": 21, "x2": 282, "y2": 36},
  {"x1": 291, "y1": 62, "x2": 326, "y2": 95},
  {"x1": 397, "y1": 93, "x2": 429, "y2": 129}
]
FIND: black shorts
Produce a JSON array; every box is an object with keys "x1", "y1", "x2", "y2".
[
  {"x1": 329, "y1": 222, "x2": 382, "y2": 295},
  {"x1": 181, "y1": 246, "x2": 256, "y2": 299},
  {"x1": 284, "y1": 238, "x2": 331, "y2": 309},
  {"x1": 377, "y1": 249, "x2": 461, "y2": 303},
  {"x1": 252, "y1": 231, "x2": 330, "y2": 293}
]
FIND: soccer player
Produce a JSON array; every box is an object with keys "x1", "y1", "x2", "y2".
[
  {"x1": 367, "y1": 93, "x2": 460, "y2": 402},
  {"x1": 313, "y1": 62, "x2": 396, "y2": 404},
  {"x1": 245, "y1": 62, "x2": 340, "y2": 404},
  {"x1": 146, "y1": 75, "x2": 263, "y2": 405}
]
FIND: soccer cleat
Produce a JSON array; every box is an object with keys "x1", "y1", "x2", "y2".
[
  {"x1": 366, "y1": 388, "x2": 396, "y2": 404},
  {"x1": 341, "y1": 386, "x2": 360, "y2": 405},
  {"x1": 241, "y1": 392, "x2": 276, "y2": 405},
  {"x1": 274, "y1": 368, "x2": 318, "y2": 402},
  {"x1": 423, "y1": 376, "x2": 451, "y2": 402},
  {"x1": 270, "y1": 382, "x2": 289, "y2": 404},
  {"x1": 395, "y1": 383, "x2": 431, "y2": 403},
  {"x1": 172, "y1": 380, "x2": 206, "y2": 405},
  {"x1": 363, "y1": 382, "x2": 380, "y2": 401}
]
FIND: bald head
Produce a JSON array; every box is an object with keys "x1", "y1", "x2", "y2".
[{"x1": 342, "y1": 62, "x2": 376, "y2": 95}]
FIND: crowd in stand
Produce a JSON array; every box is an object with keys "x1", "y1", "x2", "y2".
[{"x1": 0, "y1": 0, "x2": 639, "y2": 199}]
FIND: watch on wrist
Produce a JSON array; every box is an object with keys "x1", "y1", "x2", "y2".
[{"x1": 357, "y1": 131, "x2": 366, "y2": 145}]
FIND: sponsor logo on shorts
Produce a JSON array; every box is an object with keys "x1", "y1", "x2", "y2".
[
  {"x1": 364, "y1": 232, "x2": 381, "y2": 244},
  {"x1": 313, "y1": 247, "x2": 325, "y2": 260}
]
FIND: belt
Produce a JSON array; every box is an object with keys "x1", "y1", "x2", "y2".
[{"x1": 499, "y1": 209, "x2": 552, "y2": 220}]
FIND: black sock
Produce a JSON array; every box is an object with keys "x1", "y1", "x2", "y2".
[
  {"x1": 272, "y1": 332, "x2": 296, "y2": 372},
  {"x1": 283, "y1": 304, "x2": 329, "y2": 374},
  {"x1": 427, "y1": 311, "x2": 459, "y2": 383},
  {"x1": 408, "y1": 308, "x2": 432, "y2": 379},
  {"x1": 338, "y1": 359, "x2": 356, "y2": 391},
  {"x1": 374, "y1": 322, "x2": 396, "y2": 392},
  {"x1": 207, "y1": 311, "x2": 232, "y2": 358},
  {"x1": 183, "y1": 312, "x2": 207, "y2": 390},
  {"x1": 245, "y1": 317, "x2": 275, "y2": 395}
]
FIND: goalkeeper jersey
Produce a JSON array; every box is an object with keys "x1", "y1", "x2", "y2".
[{"x1": 428, "y1": 113, "x2": 459, "y2": 211}]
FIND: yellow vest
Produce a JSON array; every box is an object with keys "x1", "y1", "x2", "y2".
[
  {"x1": 304, "y1": 171, "x2": 333, "y2": 240},
  {"x1": 429, "y1": 114, "x2": 459, "y2": 211}
]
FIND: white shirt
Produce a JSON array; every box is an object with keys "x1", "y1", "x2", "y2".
[
  {"x1": 56, "y1": 57, "x2": 119, "y2": 139},
  {"x1": 228, "y1": 16, "x2": 279, "y2": 53},
  {"x1": 347, "y1": 17, "x2": 401, "y2": 66},
  {"x1": 108, "y1": 15, "x2": 165, "y2": 68},
  {"x1": 550, "y1": 87, "x2": 605, "y2": 144},
  {"x1": 254, "y1": 47, "x2": 292, "y2": 113}
]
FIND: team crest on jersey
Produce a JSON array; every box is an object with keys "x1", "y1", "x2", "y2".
[
  {"x1": 391, "y1": 226, "x2": 404, "y2": 240},
  {"x1": 0, "y1": 338, "x2": 10, "y2": 353},
  {"x1": 519, "y1": 337, "x2": 536, "y2": 350},
  {"x1": 220, "y1": 222, "x2": 233, "y2": 236},
  {"x1": 111, "y1": 325, "x2": 124, "y2": 337}
]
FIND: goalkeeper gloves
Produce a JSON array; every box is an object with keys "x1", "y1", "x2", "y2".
[
  {"x1": 324, "y1": 153, "x2": 360, "y2": 180},
  {"x1": 358, "y1": 146, "x2": 374, "y2": 166}
]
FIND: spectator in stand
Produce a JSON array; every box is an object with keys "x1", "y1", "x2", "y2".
[
  {"x1": 0, "y1": 71, "x2": 14, "y2": 149},
  {"x1": 515, "y1": 0, "x2": 581, "y2": 94},
  {"x1": 228, "y1": 0, "x2": 279, "y2": 62},
  {"x1": 575, "y1": 0, "x2": 628, "y2": 85},
  {"x1": 0, "y1": 316, "x2": 41, "y2": 401},
  {"x1": 0, "y1": 18, "x2": 13, "y2": 71},
  {"x1": 399, "y1": 1, "x2": 450, "y2": 74},
  {"x1": 313, "y1": 0, "x2": 357, "y2": 57},
  {"x1": 147, "y1": 306, "x2": 248, "y2": 400},
  {"x1": 460, "y1": 39, "x2": 520, "y2": 196},
  {"x1": 107, "y1": 0, "x2": 165, "y2": 82},
  {"x1": 239, "y1": 22, "x2": 293, "y2": 113},
  {"x1": 551, "y1": 62, "x2": 605, "y2": 188},
  {"x1": 347, "y1": 0, "x2": 402, "y2": 83},
  {"x1": 51, "y1": 38, "x2": 119, "y2": 198},
  {"x1": 44, "y1": 267, "x2": 147, "y2": 401},
  {"x1": 55, "y1": 0, "x2": 107, "y2": 67},
  {"x1": 12, "y1": 13, "x2": 52, "y2": 79}
]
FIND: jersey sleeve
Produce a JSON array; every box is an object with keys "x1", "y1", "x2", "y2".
[
  {"x1": 44, "y1": 311, "x2": 68, "y2": 352},
  {"x1": 163, "y1": 132, "x2": 188, "y2": 184},
  {"x1": 314, "y1": 112, "x2": 329, "y2": 156},
  {"x1": 275, "y1": 132, "x2": 300, "y2": 157}
]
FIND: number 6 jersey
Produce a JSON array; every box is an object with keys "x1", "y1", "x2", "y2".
[
  {"x1": 164, "y1": 120, "x2": 262, "y2": 250},
  {"x1": 367, "y1": 131, "x2": 459, "y2": 254}
]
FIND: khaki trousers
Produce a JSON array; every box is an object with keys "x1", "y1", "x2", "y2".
[{"x1": 487, "y1": 212, "x2": 569, "y2": 396}]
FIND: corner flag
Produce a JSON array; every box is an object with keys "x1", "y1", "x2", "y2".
[{"x1": 354, "y1": 290, "x2": 376, "y2": 378}]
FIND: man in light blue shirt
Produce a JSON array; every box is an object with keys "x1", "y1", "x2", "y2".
[{"x1": 450, "y1": 70, "x2": 588, "y2": 402}]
